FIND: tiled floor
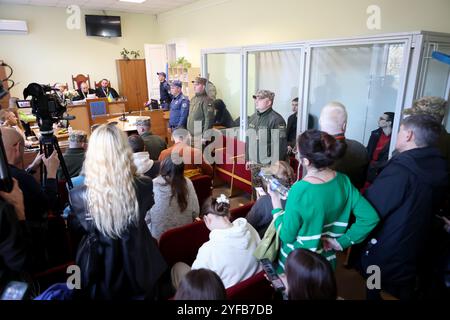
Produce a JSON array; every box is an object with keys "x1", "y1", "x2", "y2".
[{"x1": 211, "y1": 182, "x2": 367, "y2": 300}]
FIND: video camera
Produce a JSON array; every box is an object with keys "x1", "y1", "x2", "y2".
[{"x1": 22, "y1": 83, "x2": 68, "y2": 136}]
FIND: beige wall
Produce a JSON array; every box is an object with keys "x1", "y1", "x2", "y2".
[
  {"x1": 158, "y1": 0, "x2": 450, "y2": 66},
  {"x1": 2, "y1": 0, "x2": 450, "y2": 99},
  {"x1": 0, "y1": 4, "x2": 159, "y2": 98}
]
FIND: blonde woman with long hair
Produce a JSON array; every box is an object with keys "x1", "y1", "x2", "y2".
[{"x1": 69, "y1": 123, "x2": 167, "y2": 300}]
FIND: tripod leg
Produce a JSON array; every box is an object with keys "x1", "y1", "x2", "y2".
[{"x1": 51, "y1": 137, "x2": 73, "y2": 190}]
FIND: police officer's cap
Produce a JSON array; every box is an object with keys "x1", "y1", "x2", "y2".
[{"x1": 170, "y1": 80, "x2": 183, "y2": 88}]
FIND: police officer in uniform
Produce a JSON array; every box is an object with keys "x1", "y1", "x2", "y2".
[
  {"x1": 168, "y1": 80, "x2": 190, "y2": 131},
  {"x1": 157, "y1": 72, "x2": 172, "y2": 110},
  {"x1": 187, "y1": 77, "x2": 214, "y2": 139},
  {"x1": 245, "y1": 90, "x2": 287, "y2": 198}
]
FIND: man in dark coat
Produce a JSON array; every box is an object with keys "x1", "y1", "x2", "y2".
[
  {"x1": 95, "y1": 79, "x2": 119, "y2": 100},
  {"x1": 365, "y1": 112, "x2": 395, "y2": 184},
  {"x1": 157, "y1": 72, "x2": 172, "y2": 110},
  {"x1": 359, "y1": 114, "x2": 448, "y2": 300}
]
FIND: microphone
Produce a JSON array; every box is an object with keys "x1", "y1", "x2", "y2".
[{"x1": 62, "y1": 115, "x2": 76, "y2": 121}]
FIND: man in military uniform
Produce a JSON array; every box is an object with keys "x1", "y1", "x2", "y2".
[
  {"x1": 157, "y1": 72, "x2": 172, "y2": 110},
  {"x1": 168, "y1": 80, "x2": 190, "y2": 131},
  {"x1": 187, "y1": 77, "x2": 214, "y2": 140},
  {"x1": 403, "y1": 96, "x2": 449, "y2": 179},
  {"x1": 245, "y1": 90, "x2": 287, "y2": 197}
]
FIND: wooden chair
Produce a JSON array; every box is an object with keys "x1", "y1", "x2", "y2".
[{"x1": 72, "y1": 74, "x2": 91, "y2": 90}]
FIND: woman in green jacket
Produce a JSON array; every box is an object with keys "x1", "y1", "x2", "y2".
[{"x1": 267, "y1": 129, "x2": 379, "y2": 272}]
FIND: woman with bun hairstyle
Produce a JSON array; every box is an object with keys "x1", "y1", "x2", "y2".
[
  {"x1": 267, "y1": 129, "x2": 379, "y2": 272},
  {"x1": 171, "y1": 195, "x2": 260, "y2": 289}
]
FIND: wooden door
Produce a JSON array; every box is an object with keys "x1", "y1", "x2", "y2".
[
  {"x1": 116, "y1": 59, "x2": 149, "y2": 112},
  {"x1": 132, "y1": 59, "x2": 148, "y2": 112}
]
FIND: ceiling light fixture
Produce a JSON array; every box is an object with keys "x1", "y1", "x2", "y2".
[{"x1": 119, "y1": 0, "x2": 147, "y2": 3}]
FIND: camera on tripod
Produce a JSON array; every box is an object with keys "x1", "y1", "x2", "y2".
[
  {"x1": 22, "y1": 83, "x2": 69, "y2": 137},
  {"x1": 22, "y1": 83, "x2": 75, "y2": 189}
]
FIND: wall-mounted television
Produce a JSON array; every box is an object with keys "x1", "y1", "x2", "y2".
[{"x1": 85, "y1": 15, "x2": 122, "y2": 38}]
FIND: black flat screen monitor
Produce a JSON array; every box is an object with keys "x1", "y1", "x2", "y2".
[{"x1": 85, "y1": 15, "x2": 122, "y2": 37}]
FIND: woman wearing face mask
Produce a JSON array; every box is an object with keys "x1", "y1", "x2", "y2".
[{"x1": 267, "y1": 129, "x2": 379, "y2": 273}]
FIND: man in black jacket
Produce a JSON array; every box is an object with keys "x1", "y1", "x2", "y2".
[
  {"x1": 0, "y1": 179, "x2": 28, "y2": 289},
  {"x1": 95, "y1": 79, "x2": 119, "y2": 100},
  {"x1": 359, "y1": 114, "x2": 448, "y2": 300},
  {"x1": 1, "y1": 127, "x2": 60, "y2": 271},
  {"x1": 365, "y1": 112, "x2": 395, "y2": 184}
]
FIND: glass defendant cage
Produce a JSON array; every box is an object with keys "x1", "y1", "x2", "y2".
[{"x1": 201, "y1": 31, "x2": 450, "y2": 157}]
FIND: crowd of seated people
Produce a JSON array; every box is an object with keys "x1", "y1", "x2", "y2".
[{"x1": 0, "y1": 93, "x2": 448, "y2": 301}]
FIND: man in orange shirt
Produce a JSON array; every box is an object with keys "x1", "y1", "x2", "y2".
[{"x1": 159, "y1": 128, "x2": 212, "y2": 177}]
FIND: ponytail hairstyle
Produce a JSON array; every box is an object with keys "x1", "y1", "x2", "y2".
[
  {"x1": 297, "y1": 129, "x2": 347, "y2": 169},
  {"x1": 160, "y1": 156, "x2": 188, "y2": 212}
]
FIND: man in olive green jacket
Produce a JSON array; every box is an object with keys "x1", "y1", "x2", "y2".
[
  {"x1": 245, "y1": 90, "x2": 287, "y2": 196},
  {"x1": 187, "y1": 77, "x2": 215, "y2": 139}
]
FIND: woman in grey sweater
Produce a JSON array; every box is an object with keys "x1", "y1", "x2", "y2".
[{"x1": 146, "y1": 157, "x2": 199, "y2": 240}]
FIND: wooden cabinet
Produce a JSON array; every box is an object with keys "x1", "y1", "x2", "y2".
[
  {"x1": 116, "y1": 59, "x2": 148, "y2": 112},
  {"x1": 168, "y1": 66, "x2": 200, "y2": 99},
  {"x1": 0, "y1": 60, "x2": 11, "y2": 108}
]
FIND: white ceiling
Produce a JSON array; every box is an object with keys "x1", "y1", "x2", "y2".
[{"x1": 0, "y1": 0, "x2": 200, "y2": 14}]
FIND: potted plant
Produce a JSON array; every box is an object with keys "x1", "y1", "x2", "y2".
[
  {"x1": 176, "y1": 57, "x2": 191, "y2": 68},
  {"x1": 130, "y1": 50, "x2": 141, "y2": 59},
  {"x1": 120, "y1": 48, "x2": 130, "y2": 60}
]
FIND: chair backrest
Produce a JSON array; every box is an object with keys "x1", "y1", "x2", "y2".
[
  {"x1": 72, "y1": 74, "x2": 91, "y2": 90},
  {"x1": 229, "y1": 201, "x2": 254, "y2": 222},
  {"x1": 158, "y1": 220, "x2": 210, "y2": 267},
  {"x1": 189, "y1": 175, "x2": 212, "y2": 209},
  {"x1": 226, "y1": 271, "x2": 275, "y2": 300}
]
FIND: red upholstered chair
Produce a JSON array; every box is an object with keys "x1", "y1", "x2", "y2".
[
  {"x1": 72, "y1": 74, "x2": 91, "y2": 90},
  {"x1": 190, "y1": 175, "x2": 212, "y2": 209},
  {"x1": 158, "y1": 221, "x2": 210, "y2": 267},
  {"x1": 214, "y1": 134, "x2": 252, "y2": 197},
  {"x1": 229, "y1": 201, "x2": 254, "y2": 222},
  {"x1": 226, "y1": 271, "x2": 275, "y2": 300}
]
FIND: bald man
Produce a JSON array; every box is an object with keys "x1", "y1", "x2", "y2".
[
  {"x1": 1, "y1": 127, "x2": 60, "y2": 270},
  {"x1": 319, "y1": 102, "x2": 369, "y2": 189}
]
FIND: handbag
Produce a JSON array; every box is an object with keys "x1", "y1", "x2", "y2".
[{"x1": 253, "y1": 210, "x2": 284, "y2": 262}]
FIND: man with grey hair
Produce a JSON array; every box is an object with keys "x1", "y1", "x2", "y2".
[
  {"x1": 319, "y1": 101, "x2": 368, "y2": 189},
  {"x1": 57, "y1": 130, "x2": 87, "y2": 180},
  {"x1": 135, "y1": 116, "x2": 167, "y2": 160},
  {"x1": 355, "y1": 114, "x2": 448, "y2": 300}
]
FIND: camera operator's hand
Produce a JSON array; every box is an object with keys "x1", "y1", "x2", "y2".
[
  {"x1": 27, "y1": 153, "x2": 44, "y2": 171},
  {"x1": 42, "y1": 151, "x2": 60, "y2": 179},
  {"x1": 0, "y1": 179, "x2": 25, "y2": 221}
]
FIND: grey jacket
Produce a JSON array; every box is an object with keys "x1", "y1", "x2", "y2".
[{"x1": 146, "y1": 176, "x2": 199, "y2": 240}]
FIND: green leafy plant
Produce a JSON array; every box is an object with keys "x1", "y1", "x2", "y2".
[
  {"x1": 120, "y1": 48, "x2": 130, "y2": 60},
  {"x1": 130, "y1": 50, "x2": 141, "y2": 59},
  {"x1": 176, "y1": 57, "x2": 191, "y2": 68}
]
